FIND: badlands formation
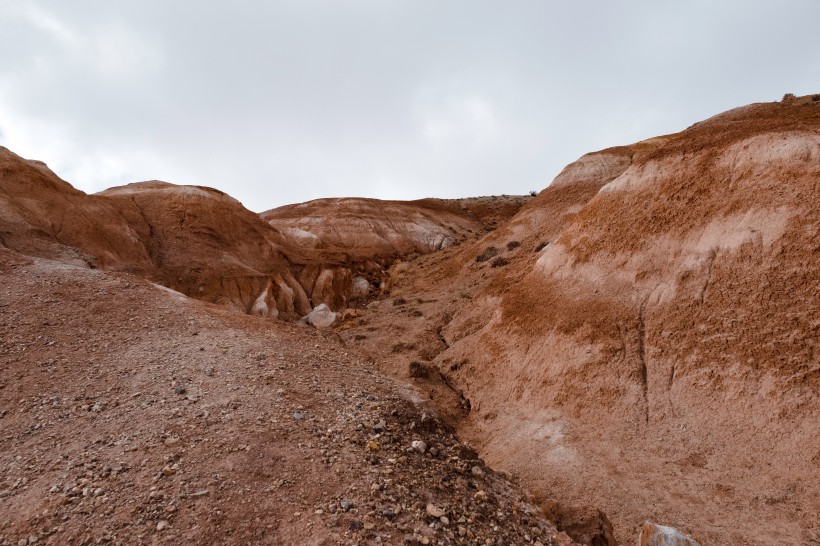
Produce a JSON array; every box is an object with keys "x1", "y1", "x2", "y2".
[{"x1": 0, "y1": 95, "x2": 818, "y2": 545}]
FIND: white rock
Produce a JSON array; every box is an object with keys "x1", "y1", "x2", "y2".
[
  {"x1": 351, "y1": 276, "x2": 371, "y2": 298},
  {"x1": 305, "y1": 304, "x2": 338, "y2": 329},
  {"x1": 411, "y1": 440, "x2": 427, "y2": 453},
  {"x1": 639, "y1": 522, "x2": 700, "y2": 546}
]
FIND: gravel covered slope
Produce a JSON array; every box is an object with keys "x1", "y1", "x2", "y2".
[{"x1": 0, "y1": 248, "x2": 575, "y2": 546}]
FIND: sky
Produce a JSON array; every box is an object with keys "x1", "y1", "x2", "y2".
[{"x1": 0, "y1": 1, "x2": 818, "y2": 212}]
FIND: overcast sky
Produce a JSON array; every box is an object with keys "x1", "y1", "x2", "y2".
[{"x1": 1, "y1": 1, "x2": 818, "y2": 211}]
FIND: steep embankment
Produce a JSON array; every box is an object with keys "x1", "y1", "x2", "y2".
[
  {"x1": 445, "y1": 96, "x2": 820, "y2": 545},
  {"x1": 343, "y1": 96, "x2": 820, "y2": 545}
]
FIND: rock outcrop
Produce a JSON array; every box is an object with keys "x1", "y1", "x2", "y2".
[
  {"x1": 98, "y1": 181, "x2": 299, "y2": 316},
  {"x1": 0, "y1": 148, "x2": 152, "y2": 270},
  {"x1": 639, "y1": 523, "x2": 700, "y2": 546},
  {"x1": 304, "y1": 303, "x2": 338, "y2": 329}
]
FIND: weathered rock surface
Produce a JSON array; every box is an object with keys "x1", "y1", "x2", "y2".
[
  {"x1": 304, "y1": 303, "x2": 338, "y2": 329},
  {"x1": 262, "y1": 196, "x2": 529, "y2": 262},
  {"x1": 0, "y1": 149, "x2": 152, "y2": 270},
  {"x1": 639, "y1": 522, "x2": 700, "y2": 546},
  {"x1": 99, "y1": 181, "x2": 299, "y2": 316}
]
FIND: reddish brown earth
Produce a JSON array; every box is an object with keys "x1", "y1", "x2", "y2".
[
  {"x1": 0, "y1": 248, "x2": 575, "y2": 546},
  {"x1": 2, "y1": 95, "x2": 819, "y2": 545},
  {"x1": 262, "y1": 196, "x2": 527, "y2": 261},
  {"x1": 341, "y1": 95, "x2": 820, "y2": 545},
  {"x1": 0, "y1": 149, "x2": 523, "y2": 320}
]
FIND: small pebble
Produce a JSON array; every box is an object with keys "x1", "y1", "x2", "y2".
[{"x1": 426, "y1": 503, "x2": 446, "y2": 518}]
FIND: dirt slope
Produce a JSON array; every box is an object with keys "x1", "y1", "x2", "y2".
[
  {"x1": 0, "y1": 247, "x2": 578, "y2": 546},
  {"x1": 340, "y1": 96, "x2": 820, "y2": 545}
]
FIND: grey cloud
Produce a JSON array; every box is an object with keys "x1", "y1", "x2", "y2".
[{"x1": 0, "y1": 0, "x2": 818, "y2": 210}]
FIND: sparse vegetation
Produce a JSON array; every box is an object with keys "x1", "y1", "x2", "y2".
[
  {"x1": 491, "y1": 256, "x2": 509, "y2": 268},
  {"x1": 448, "y1": 358, "x2": 468, "y2": 372},
  {"x1": 529, "y1": 190, "x2": 538, "y2": 197},
  {"x1": 506, "y1": 241, "x2": 521, "y2": 251},
  {"x1": 408, "y1": 361, "x2": 429, "y2": 378},
  {"x1": 475, "y1": 246, "x2": 499, "y2": 262},
  {"x1": 391, "y1": 342, "x2": 416, "y2": 353}
]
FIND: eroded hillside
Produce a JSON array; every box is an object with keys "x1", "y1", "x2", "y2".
[
  {"x1": 0, "y1": 149, "x2": 525, "y2": 320},
  {"x1": 340, "y1": 95, "x2": 820, "y2": 545},
  {"x1": 1, "y1": 95, "x2": 818, "y2": 546}
]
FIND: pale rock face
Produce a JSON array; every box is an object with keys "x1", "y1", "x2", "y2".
[
  {"x1": 251, "y1": 288, "x2": 271, "y2": 317},
  {"x1": 638, "y1": 522, "x2": 700, "y2": 546},
  {"x1": 351, "y1": 276, "x2": 371, "y2": 298},
  {"x1": 550, "y1": 150, "x2": 632, "y2": 188},
  {"x1": 281, "y1": 227, "x2": 321, "y2": 247},
  {"x1": 305, "y1": 304, "x2": 338, "y2": 329},
  {"x1": 250, "y1": 282, "x2": 280, "y2": 319}
]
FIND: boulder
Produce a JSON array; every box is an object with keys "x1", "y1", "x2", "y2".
[
  {"x1": 351, "y1": 276, "x2": 371, "y2": 298},
  {"x1": 638, "y1": 522, "x2": 700, "y2": 546},
  {"x1": 305, "y1": 304, "x2": 338, "y2": 329}
]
